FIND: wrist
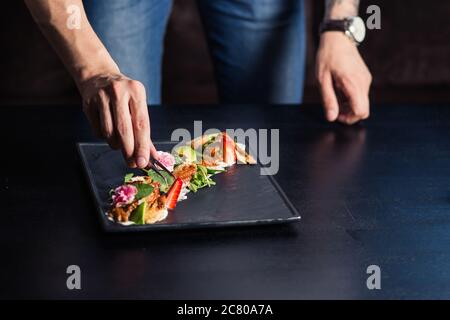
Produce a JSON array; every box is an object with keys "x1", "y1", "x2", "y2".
[
  {"x1": 320, "y1": 30, "x2": 356, "y2": 48},
  {"x1": 320, "y1": 15, "x2": 366, "y2": 46},
  {"x1": 72, "y1": 48, "x2": 121, "y2": 87}
]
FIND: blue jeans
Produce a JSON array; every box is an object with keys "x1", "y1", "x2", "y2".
[{"x1": 84, "y1": 0, "x2": 306, "y2": 105}]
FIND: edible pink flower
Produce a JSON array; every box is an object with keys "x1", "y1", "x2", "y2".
[
  {"x1": 112, "y1": 184, "x2": 137, "y2": 207},
  {"x1": 156, "y1": 151, "x2": 175, "y2": 172}
]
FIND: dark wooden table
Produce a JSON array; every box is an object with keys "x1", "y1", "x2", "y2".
[{"x1": 1, "y1": 104, "x2": 450, "y2": 299}]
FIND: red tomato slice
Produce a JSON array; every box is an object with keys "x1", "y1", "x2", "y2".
[{"x1": 166, "y1": 178, "x2": 183, "y2": 210}]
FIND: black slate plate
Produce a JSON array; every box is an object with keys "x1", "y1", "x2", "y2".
[{"x1": 78, "y1": 142, "x2": 300, "y2": 232}]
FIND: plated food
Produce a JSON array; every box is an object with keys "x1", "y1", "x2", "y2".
[{"x1": 107, "y1": 132, "x2": 256, "y2": 225}]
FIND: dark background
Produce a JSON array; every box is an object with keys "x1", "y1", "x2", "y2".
[{"x1": 2, "y1": 0, "x2": 450, "y2": 106}]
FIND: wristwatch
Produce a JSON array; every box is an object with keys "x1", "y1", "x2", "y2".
[{"x1": 319, "y1": 17, "x2": 366, "y2": 45}]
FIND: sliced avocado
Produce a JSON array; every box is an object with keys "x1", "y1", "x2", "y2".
[
  {"x1": 130, "y1": 202, "x2": 146, "y2": 225},
  {"x1": 175, "y1": 146, "x2": 197, "y2": 163}
]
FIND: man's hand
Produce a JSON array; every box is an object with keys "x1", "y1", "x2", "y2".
[
  {"x1": 24, "y1": 0, "x2": 158, "y2": 168},
  {"x1": 80, "y1": 73, "x2": 157, "y2": 168},
  {"x1": 318, "y1": 0, "x2": 372, "y2": 125},
  {"x1": 316, "y1": 32, "x2": 372, "y2": 125}
]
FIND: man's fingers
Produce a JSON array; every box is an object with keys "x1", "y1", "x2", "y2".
[
  {"x1": 111, "y1": 93, "x2": 136, "y2": 168},
  {"x1": 129, "y1": 81, "x2": 150, "y2": 168},
  {"x1": 338, "y1": 77, "x2": 370, "y2": 124},
  {"x1": 338, "y1": 114, "x2": 359, "y2": 125},
  {"x1": 97, "y1": 91, "x2": 113, "y2": 138},
  {"x1": 82, "y1": 76, "x2": 159, "y2": 168},
  {"x1": 148, "y1": 106, "x2": 159, "y2": 161},
  {"x1": 96, "y1": 90, "x2": 120, "y2": 149},
  {"x1": 150, "y1": 141, "x2": 159, "y2": 160},
  {"x1": 361, "y1": 93, "x2": 370, "y2": 119},
  {"x1": 319, "y1": 72, "x2": 339, "y2": 122}
]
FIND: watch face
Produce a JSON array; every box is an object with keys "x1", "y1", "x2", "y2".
[{"x1": 348, "y1": 17, "x2": 366, "y2": 43}]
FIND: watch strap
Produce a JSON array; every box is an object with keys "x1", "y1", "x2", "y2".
[{"x1": 319, "y1": 19, "x2": 348, "y2": 34}]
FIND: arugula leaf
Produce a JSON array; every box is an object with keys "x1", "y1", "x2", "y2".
[
  {"x1": 198, "y1": 165, "x2": 208, "y2": 176},
  {"x1": 124, "y1": 173, "x2": 134, "y2": 183},
  {"x1": 207, "y1": 168, "x2": 225, "y2": 175},
  {"x1": 188, "y1": 183, "x2": 197, "y2": 192},
  {"x1": 188, "y1": 165, "x2": 217, "y2": 192},
  {"x1": 135, "y1": 183, "x2": 154, "y2": 200}
]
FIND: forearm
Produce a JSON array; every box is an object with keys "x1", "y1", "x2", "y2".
[
  {"x1": 24, "y1": 0, "x2": 119, "y2": 87},
  {"x1": 324, "y1": 0, "x2": 360, "y2": 19}
]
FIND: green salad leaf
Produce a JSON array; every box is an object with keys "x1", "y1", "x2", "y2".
[
  {"x1": 145, "y1": 168, "x2": 164, "y2": 184},
  {"x1": 144, "y1": 168, "x2": 174, "y2": 193},
  {"x1": 159, "y1": 171, "x2": 174, "y2": 193},
  {"x1": 124, "y1": 173, "x2": 134, "y2": 183},
  {"x1": 135, "y1": 183, "x2": 154, "y2": 200}
]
